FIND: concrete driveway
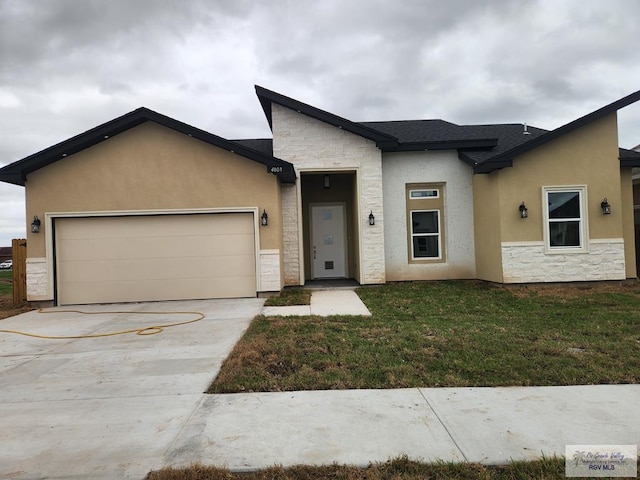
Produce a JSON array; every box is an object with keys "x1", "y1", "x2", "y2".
[{"x1": 0, "y1": 298, "x2": 264, "y2": 480}]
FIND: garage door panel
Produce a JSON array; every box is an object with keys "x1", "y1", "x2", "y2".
[
  {"x1": 57, "y1": 233, "x2": 255, "y2": 261},
  {"x1": 60, "y1": 254, "x2": 256, "y2": 283},
  {"x1": 55, "y1": 213, "x2": 257, "y2": 305},
  {"x1": 61, "y1": 276, "x2": 256, "y2": 304}
]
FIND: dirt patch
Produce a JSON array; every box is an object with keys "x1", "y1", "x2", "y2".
[
  {"x1": 506, "y1": 280, "x2": 640, "y2": 300},
  {"x1": 0, "y1": 294, "x2": 34, "y2": 320}
]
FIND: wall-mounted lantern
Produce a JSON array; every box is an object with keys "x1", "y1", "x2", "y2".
[
  {"x1": 368, "y1": 211, "x2": 375, "y2": 226},
  {"x1": 261, "y1": 210, "x2": 268, "y2": 226},
  {"x1": 601, "y1": 198, "x2": 611, "y2": 215},
  {"x1": 31, "y1": 215, "x2": 41, "y2": 233},
  {"x1": 519, "y1": 201, "x2": 528, "y2": 219},
  {"x1": 324, "y1": 174, "x2": 330, "y2": 189}
]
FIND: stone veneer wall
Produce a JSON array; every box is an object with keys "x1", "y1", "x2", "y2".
[
  {"x1": 259, "y1": 249, "x2": 281, "y2": 291},
  {"x1": 26, "y1": 257, "x2": 49, "y2": 301},
  {"x1": 501, "y1": 239, "x2": 626, "y2": 283},
  {"x1": 271, "y1": 103, "x2": 385, "y2": 285}
]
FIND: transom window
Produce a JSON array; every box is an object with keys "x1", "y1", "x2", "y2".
[
  {"x1": 544, "y1": 186, "x2": 587, "y2": 251},
  {"x1": 410, "y1": 189, "x2": 439, "y2": 199}
]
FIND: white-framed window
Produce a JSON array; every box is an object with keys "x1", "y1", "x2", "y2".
[
  {"x1": 410, "y1": 189, "x2": 439, "y2": 199},
  {"x1": 410, "y1": 210, "x2": 441, "y2": 259},
  {"x1": 543, "y1": 186, "x2": 587, "y2": 252}
]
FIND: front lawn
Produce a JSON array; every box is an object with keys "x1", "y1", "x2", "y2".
[
  {"x1": 0, "y1": 269, "x2": 12, "y2": 295},
  {"x1": 209, "y1": 281, "x2": 640, "y2": 393}
]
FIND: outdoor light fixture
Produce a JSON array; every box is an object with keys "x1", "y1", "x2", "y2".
[
  {"x1": 31, "y1": 215, "x2": 41, "y2": 233},
  {"x1": 324, "y1": 174, "x2": 330, "y2": 189},
  {"x1": 261, "y1": 210, "x2": 268, "y2": 226},
  {"x1": 601, "y1": 198, "x2": 611, "y2": 215},
  {"x1": 368, "y1": 211, "x2": 375, "y2": 226},
  {"x1": 519, "y1": 201, "x2": 528, "y2": 219}
]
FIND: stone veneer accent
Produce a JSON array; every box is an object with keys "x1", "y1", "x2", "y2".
[
  {"x1": 502, "y1": 239, "x2": 626, "y2": 283},
  {"x1": 259, "y1": 249, "x2": 282, "y2": 291},
  {"x1": 280, "y1": 184, "x2": 300, "y2": 285},
  {"x1": 26, "y1": 257, "x2": 49, "y2": 300},
  {"x1": 271, "y1": 103, "x2": 385, "y2": 285}
]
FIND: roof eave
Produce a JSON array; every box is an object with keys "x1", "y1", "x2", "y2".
[
  {"x1": 384, "y1": 138, "x2": 499, "y2": 152},
  {"x1": 255, "y1": 85, "x2": 399, "y2": 148},
  {"x1": 0, "y1": 107, "x2": 297, "y2": 185}
]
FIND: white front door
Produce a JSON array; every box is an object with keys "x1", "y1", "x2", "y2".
[{"x1": 310, "y1": 204, "x2": 347, "y2": 278}]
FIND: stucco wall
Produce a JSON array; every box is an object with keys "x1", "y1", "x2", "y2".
[
  {"x1": 477, "y1": 113, "x2": 630, "y2": 283},
  {"x1": 271, "y1": 103, "x2": 385, "y2": 285},
  {"x1": 621, "y1": 168, "x2": 637, "y2": 278},
  {"x1": 498, "y1": 114, "x2": 622, "y2": 243},
  {"x1": 472, "y1": 173, "x2": 504, "y2": 282},
  {"x1": 382, "y1": 150, "x2": 476, "y2": 280},
  {"x1": 24, "y1": 122, "x2": 283, "y2": 299}
]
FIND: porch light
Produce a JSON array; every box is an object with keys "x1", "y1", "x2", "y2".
[
  {"x1": 261, "y1": 210, "x2": 268, "y2": 226},
  {"x1": 519, "y1": 201, "x2": 528, "y2": 219},
  {"x1": 324, "y1": 174, "x2": 330, "y2": 189},
  {"x1": 31, "y1": 215, "x2": 41, "y2": 233},
  {"x1": 601, "y1": 198, "x2": 611, "y2": 215},
  {"x1": 368, "y1": 211, "x2": 375, "y2": 226}
]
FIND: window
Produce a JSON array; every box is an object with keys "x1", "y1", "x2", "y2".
[
  {"x1": 410, "y1": 189, "x2": 439, "y2": 199},
  {"x1": 411, "y1": 210, "x2": 441, "y2": 258},
  {"x1": 406, "y1": 183, "x2": 445, "y2": 262},
  {"x1": 544, "y1": 187, "x2": 587, "y2": 251}
]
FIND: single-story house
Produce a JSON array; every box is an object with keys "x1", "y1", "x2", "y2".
[{"x1": 1, "y1": 86, "x2": 640, "y2": 305}]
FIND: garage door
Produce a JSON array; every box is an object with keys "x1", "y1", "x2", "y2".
[{"x1": 55, "y1": 213, "x2": 256, "y2": 305}]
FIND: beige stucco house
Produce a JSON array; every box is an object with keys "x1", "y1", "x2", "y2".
[{"x1": 1, "y1": 86, "x2": 639, "y2": 305}]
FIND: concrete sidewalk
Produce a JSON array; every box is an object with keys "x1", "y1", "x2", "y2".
[
  {"x1": 262, "y1": 289, "x2": 372, "y2": 317},
  {"x1": 160, "y1": 385, "x2": 640, "y2": 471}
]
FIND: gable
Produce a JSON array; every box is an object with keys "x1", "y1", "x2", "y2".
[
  {"x1": 0, "y1": 107, "x2": 296, "y2": 186},
  {"x1": 26, "y1": 122, "x2": 281, "y2": 212}
]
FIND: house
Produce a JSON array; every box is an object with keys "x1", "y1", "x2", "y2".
[
  {"x1": 1, "y1": 86, "x2": 640, "y2": 305},
  {"x1": 0, "y1": 246, "x2": 11, "y2": 264}
]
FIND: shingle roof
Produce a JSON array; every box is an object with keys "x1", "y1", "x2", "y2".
[
  {"x1": 257, "y1": 85, "x2": 640, "y2": 173},
  {"x1": 231, "y1": 138, "x2": 273, "y2": 156}
]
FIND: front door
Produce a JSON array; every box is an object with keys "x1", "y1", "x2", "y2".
[{"x1": 311, "y1": 204, "x2": 347, "y2": 278}]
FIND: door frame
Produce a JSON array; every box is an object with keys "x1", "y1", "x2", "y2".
[{"x1": 309, "y1": 202, "x2": 348, "y2": 279}]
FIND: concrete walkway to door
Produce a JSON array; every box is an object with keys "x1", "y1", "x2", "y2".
[
  {"x1": 0, "y1": 298, "x2": 264, "y2": 480},
  {"x1": 262, "y1": 289, "x2": 372, "y2": 317}
]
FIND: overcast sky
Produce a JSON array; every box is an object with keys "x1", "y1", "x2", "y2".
[{"x1": 1, "y1": 0, "x2": 640, "y2": 246}]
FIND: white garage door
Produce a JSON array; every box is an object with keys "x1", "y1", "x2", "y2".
[{"x1": 55, "y1": 213, "x2": 256, "y2": 305}]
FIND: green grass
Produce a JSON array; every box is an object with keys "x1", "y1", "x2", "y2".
[
  {"x1": 264, "y1": 288, "x2": 312, "y2": 306},
  {"x1": 0, "y1": 270, "x2": 12, "y2": 295},
  {"x1": 146, "y1": 455, "x2": 575, "y2": 479},
  {"x1": 209, "y1": 281, "x2": 640, "y2": 393}
]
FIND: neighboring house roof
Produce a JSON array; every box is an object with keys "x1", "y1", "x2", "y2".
[{"x1": 0, "y1": 107, "x2": 296, "y2": 186}]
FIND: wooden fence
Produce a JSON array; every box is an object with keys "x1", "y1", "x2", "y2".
[{"x1": 12, "y1": 238, "x2": 27, "y2": 305}]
